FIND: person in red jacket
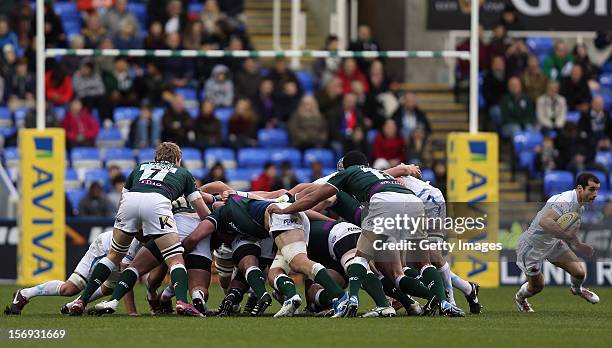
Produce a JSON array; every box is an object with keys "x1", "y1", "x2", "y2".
[
  {"x1": 336, "y1": 58, "x2": 369, "y2": 95},
  {"x1": 250, "y1": 161, "x2": 277, "y2": 191},
  {"x1": 372, "y1": 118, "x2": 405, "y2": 166},
  {"x1": 45, "y1": 67, "x2": 73, "y2": 105},
  {"x1": 62, "y1": 99, "x2": 100, "y2": 149}
]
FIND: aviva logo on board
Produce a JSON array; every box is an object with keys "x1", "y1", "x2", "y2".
[
  {"x1": 34, "y1": 137, "x2": 53, "y2": 159},
  {"x1": 469, "y1": 141, "x2": 487, "y2": 162}
]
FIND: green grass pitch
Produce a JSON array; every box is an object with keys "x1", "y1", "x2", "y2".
[{"x1": 1, "y1": 284, "x2": 611, "y2": 348}]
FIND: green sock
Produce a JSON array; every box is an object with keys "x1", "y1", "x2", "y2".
[
  {"x1": 398, "y1": 275, "x2": 432, "y2": 300},
  {"x1": 170, "y1": 265, "x2": 189, "y2": 303},
  {"x1": 315, "y1": 289, "x2": 334, "y2": 308},
  {"x1": 404, "y1": 267, "x2": 420, "y2": 278},
  {"x1": 420, "y1": 266, "x2": 448, "y2": 301},
  {"x1": 275, "y1": 274, "x2": 297, "y2": 299},
  {"x1": 313, "y1": 267, "x2": 344, "y2": 298},
  {"x1": 246, "y1": 267, "x2": 268, "y2": 298},
  {"x1": 362, "y1": 273, "x2": 390, "y2": 307},
  {"x1": 346, "y1": 263, "x2": 367, "y2": 298},
  {"x1": 79, "y1": 258, "x2": 114, "y2": 303},
  {"x1": 380, "y1": 275, "x2": 415, "y2": 307},
  {"x1": 111, "y1": 268, "x2": 138, "y2": 301}
]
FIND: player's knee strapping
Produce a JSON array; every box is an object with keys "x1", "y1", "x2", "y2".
[
  {"x1": 271, "y1": 253, "x2": 291, "y2": 274},
  {"x1": 340, "y1": 249, "x2": 357, "y2": 273},
  {"x1": 161, "y1": 242, "x2": 184, "y2": 261},
  {"x1": 68, "y1": 272, "x2": 88, "y2": 290},
  {"x1": 280, "y1": 241, "x2": 307, "y2": 264},
  {"x1": 111, "y1": 236, "x2": 131, "y2": 254},
  {"x1": 215, "y1": 260, "x2": 234, "y2": 278}
]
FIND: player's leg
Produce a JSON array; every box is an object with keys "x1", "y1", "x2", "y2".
[
  {"x1": 186, "y1": 255, "x2": 212, "y2": 314},
  {"x1": 306, "y1": 269, "x2": 346, "y2": 316},
  {"x1": 268, "y1": 253, "x2": 301, "y2": 317},
  {"x1": 233, "y1": 244, "x2": 271, "y2": 316},
  {"x1": 217, "y1": 269, "x2": 251, "y2": 316},
  {"x1": 213, "y1": 244, "x2": 235, "y2": 294},
  {"x1": 144, "y1": 264, "x2": 169, "y2": 314},
  {"x1": 515, "y1": 237, "x2": 545, "y2": 312},
  {"x1": 550, "y1": 249, "x2": 599, "y2": 304}
]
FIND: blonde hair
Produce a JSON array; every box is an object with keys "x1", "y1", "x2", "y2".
[{"x1": 155, "y1": 142, "x2": 182, "y2": 163}]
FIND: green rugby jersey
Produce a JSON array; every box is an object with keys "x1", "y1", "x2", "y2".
[
  {"x1": 125, "y1": 161, "x2": 199, "y2": 202},
  {"x1": 206, "y1": 195, "x2": 271, "y2": 240},
  {"x1": 330, "y1": 191, "x2": 364, "y2": 225},
  {"x1": 326, "y1": 165, "x2": 414, "y2": 203},
  {"x1": 307, "y1": 220, "x2": 339, "y2": 265}
]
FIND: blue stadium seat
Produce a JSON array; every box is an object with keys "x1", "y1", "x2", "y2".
[
  {"x1": 367, "y1": 129, "x2": 378, "y2": 144},
  {"x1": 63, "y1": 19, "x2": 82, "y2": 37},
  {"x1": 294, "y1": 168, "x2": 312, "y2": 183},
  {"x1": 600, "y1": 73, "x2": 612, "y2": 89},
  {"x1": 84, "y1": 168, "x2": 109, "y2": 188},
  {"x1": 189, "y1": 168, "x2": 207, "y2": 181},
  {"x1": 187, "y1": 107, "x2": 199, "y2": 118},
  {"x1": 597, "y1": 89, "x2": 612, "y2": 111},
  {"x1": 214, "y1": 107, "x2": 234, "y2": 123},
  {"x1": 270, "y1": 148, "x2": 301, "y2": 168},
  {"x1": 322, "y1": 167, "x2": 336, "y2": 176},
  {"x1": 188, "y1": 3, "x2": 204, "y2": 15},
  {"x1": 421, "y1": 168, "x2": 435, "y2": 184},
  {"x1": 544, "y1": 170, "x2": 574, "y2": 197},
  {"x1": 526, "y1": 36, "x2": 553, "y2": 55},
  {"x1": 54, "y1": 106, "x2": 66, "y2": 121},
  {"x1": 258, "y1": 128, "x2": 289, "y2": 147},
  {"x1": 176, "y1": 87, "x2": 198, "y2": 101},
  {"x1": 65, "y1": 168, "x2": 82, "y2": 190},
  {"x1": 0, "y1": 127, "x2": 16, "y2": 139},
  {"x1": 137, "y1": 148, "x2": 156, "y2": 163},
  {"x1": 226, "y1": 168, "x2": 260, "y2": 191},
  {"x1": 13, "y1": 107, "x2": 30, "y2": 128},
  {"x1": 303, "y1": 148, "x2": 335, "y2": 168},
  {"x1": 595, "y1": 151, "x2": 612, "y2": 170},
  {"x1": 3, "y1": 147, "x2": 19, "y2": 168},
  {"x1": 152, "y1": 107, "x2": 165, "y2": 122},
  {"x1": 238, "y1": 148, "x2": 271, "y2": 168},
  {"x1": 181, "y1": 147, "x2": 204, "y2": 169},
  {"x1": 513, "y1": 130, "x2": 543, "y2": 154},
  {"x1": 204, "y1": 147, "x2": 236, "y2": 168},
  {"x1": 53, "y1": 2, "x2": 79, "y2": 20},
  {"x1": 296, "y1": 70, "x2": 315, "y2": 93},
  {"x1": 519, "y1": 150, "x2": 536, "y2": 175},
  {"x1": 127, "y1": 3, "x2": 147, "y2": 29},
  {"x1": 602, "y1": 61, "x2": 612, "y2": 74},
  {"x1": 67, "y1": 188, "x2": 87, "y2": 211},
  {"x1": 113, "y1": 107, "x2": 140, "y2": 126},
  {"x1": 0, "y1": 106, "x2": 11, "y2": 127},
  {"x1": 105, "y1": 148, "x2": 135, "y2": 170},
  {"x1": 566, "y1": 111, "x2": 581, "y2": 123},
  {"x1": 577, "y1": 171, "x2": 608, "y2": 190},
  {"x1": 96, "y1": 127, "x2": 125, "y2": 148},
  {"x1": 71, "y1": 147, "x2": 103, "y2": 170}
]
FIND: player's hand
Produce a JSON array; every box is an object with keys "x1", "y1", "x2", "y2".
[
  {"x1": 267, "y1": 205, "x2": 284, "y2": 215},
  {"x1": 221, "y1": 190, "x2": 236, "y2": 201},
  {"x1": 404, "y1": 164, "x2": 421, "y2": 178},
  {"x1": 574, "y1": 242, "x2": 594, "y2": 258}
]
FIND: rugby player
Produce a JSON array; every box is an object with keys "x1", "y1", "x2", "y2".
[{"x1": 514, "y1": 173, "x2": 600, "y2": 312}]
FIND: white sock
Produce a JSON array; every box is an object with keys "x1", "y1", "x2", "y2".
[
  {"x1": 518, "y1": 282, "x2": 534, "y2": 299},
  {"x1": 21, "y1": 280, "x2": 64, "y2": 299},
  {"x1": 161, "y1": 284, "x2": 175, "y2": 301},
  {"x1": 450, "y1": 271, "x2": 472, "y2": 296},
  {"x1": 438, "y1": 263, "x2": 455, "y2": 304},
  {"x1": 192, "y1": 289, "x2": 205, "y2": 303},
  {"x1": 89, "y1": 287, "x2": 105, "y2": 302},
  {"x1": 570, "y1": 276, "x2": 584, "y2": 291}
]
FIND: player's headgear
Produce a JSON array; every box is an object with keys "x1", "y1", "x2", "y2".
[{"x1": 341, "y1": 151, "x2": 369, "y2": 169}]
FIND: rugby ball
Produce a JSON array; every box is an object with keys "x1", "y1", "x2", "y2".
[{"x1": 557, "y1": 212, "x2": 581, "y2": 231}]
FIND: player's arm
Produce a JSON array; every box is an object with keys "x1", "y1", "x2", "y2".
[
  {"x1": 305, "y1": 209, "x2": 335, "y2": 222},
  {"x1": 538, "y1": 209, "x2": 578, "y2": 240},
  {"x1": 311, "y1": 195, "x2": 337, "y2": 212},
  {"x1": 191, "y1": 196, "x2": 211, "y2": 220},
  {"x1": 120, "y1": 262, "x2": 138, "y2": 316},
  {"x1": 251, "y1": 189, "x2": 288, "y2": 199},
  {"x1": 271, "y1": 183, "x2": 338, "y2": 214},
  {"x1": 183, "y1": 218, "x2": 217, "y2": 253},
  {"x1": 384, "y1": 163, "x2": 421, "y2": 178},
  {"x1": 201, "y1": 181, "x2": 232, "y2": 194}
]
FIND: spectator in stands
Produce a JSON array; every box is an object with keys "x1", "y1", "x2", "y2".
[
  {"x1": 406, "y1": 125, "x2": 433, "y2": 168},
  {"x1": 372, "y1": 119, "x2": 405, "y2": 167},
  {"x1": 310, "y1": 161, "x2": 324, "y2": 181},
  {"x1": 499, "y1": 3, "x2": 522, "y2": 30},
  {"x1": 578, "y1": 96, "x2": 612, "y2": 148},
  {"x1": 521, "y1": 55, "x2": 548, "y2": 102},
  {"x1": 273, "y1": 161, "x2": 299, "y2": 190},
  {"x1": 330, "y1": 93, "x2": 364, "y2": 150},
  {"x1": 45, "y1": 65, "x2": 73, "y2": 105},
  {"x1": 252, "y1": 78, "x2": 278, "y2": 128},
  {"x1": 24, "y1": 106, "x2": 58, "y2": 129},
  {"x1": 316, "y1": 77, "x2": 343, "y2": 126},
  {"x1": 368, "y1": 61, "x2": 397, "y2": 123},
  {"x1": 251, "y1": 161, "x2": 277, "y2": 192},
  {"x1": 288, "y1": 95, "x2": 328, "y2": 149},
  {"x1": 204, "y1": 161, "x2": 227, "y2": 183},
  {"x1": 393, "y1": 92, "x2": 432, "y2": 139},
  {"x1": 112, "y1": 21, "x2": 142, "y2": 50},
  {"x1": 351, "y1": 80, "x2": 372, "y2": 127},
  {"x1": 205, "y1": 64, "x2": 234, "y2": 108},
  {"x1": 95, "y1": 37, "x2": 116, "y2": 73},
  {"x1": 62, "y1": 99, "x2": 100, "y2": 149},
  {"x1": 0, "y1": 43, "x2": 16, "y2": 78},
  {"x1": 79, "y1": 182, "x2": 114, "y2": 217},
  {"x1": 275, "y1": 80, "x2": 301, "y2": 123},
  {"x1": 129, "y1": 103, "x2": 160, "y2": 149},
  {"x1": 161, "y1": 94, "x2": 193, "y2": 146},
  {"x1": 543, "y1": 40, "x2": 574, "y2": 81},
  {"x1": 164, "y1": 0, "x2": 187, "y2": 34},
  {"x1": 12, "y1": 2, "x2": 31, "y2": 43},
  {"x1": 201, "y1": 0, "x2": 224, "y2": 33},
  {"x1": 103, "y1": 57, "x2": 138, "y2": 107},
  {"x1": 313, "y1": 35, "x2": 341, "y2": 86},
  {"x1": 555, "y1": 122, "x2": 579, "y2": 169},
  {"x1": 160, "y1": 32, "x2": 194, "y2": 89},
  {"x1": 433, "y1": 160, "x2": 447, "y2": 195},
  {"x1": 235, "y1": 58, "x2": 261, "y2": 100},
  {"x1": 61, "y1": 35, "x2": 86, "y2": 76},
  {"x1": 182, "y1": 20, "x2": 208, "y2": 50},
  {"x1": 72, "y1": 61, "x2": 110, "y2": 121},
  {"x1": 537, "y1": 80, "x2": 567, "y2": 134},
  {"x1": 560, "y1": 64, "x2": 592, "y2": 113},
  {"x1": 489, "y1": 23, "x2": 511, "y2": 58},
  {"x1": 228, "y1": 98, "x2": 257, "y2": 148},
  {"x1": 135, "y1": 62, "x2": 173, "y2": 107},
  {"x1": 337, "y1": 58, "x2": 369, "y2": 95},
  {"x1": 505, "y1": 38, "x2": 529, "y2": 77},
  {"x1": 223, "y1": 36, "x2": 246, "y2": 73},
  {"x1": 102, "y1": 0, "x2": 141, "y2": 37},
  {"x1": 107, "y1": 175, "x2": 126, "y2": 215},
  {"x1": 0, "y1": 15, "x2": 21, "y2": 56},
  {"x1": 456, "y1": 24, "x2": 490, "y2": 78},
  {"x1": 0, "y1": 74, "x2": 5, "y2": 104},
  {"x1": 144, "y1": 21, "x2": 166, "y2": 50},
  {"x1": 6, "y1": 57, "x2": 34, "y2": 111},
  {"x1": 343, "y1": 125, "x2": 370, "y2": 158},
  {"x1": 483, "y1": 56, "x2": 508, "y2": 115},
  {"x1": 348, "y1": 25, "x2": 382, "y2": 73},
  {"x1": 534, "y1": 135, "x2": 559, "y2": 172},
  {"x1": 35, "y1": 3, "x2": 66, "y2": 49},
  {"x1": 572, "y1": 43, "x2": 599, "y2": 83},
  {"x1": 268, "y1": 57, "x2": 302, "y2": 98},
  {"x1": 219, "y1": 0, "x2": 244, "y2": 18},
  {"x1": 499, "y1": 77, "x2": 536, "y2": 137},
  {"x1": 210, "y1": 18, "x2": 233, "y2": 49},
  {"x1": 194, "y1": 98, "x2": 222, "y2": 149},
  {"x1": 81, "y1": 12, "x2": 107, "y2": 49}
]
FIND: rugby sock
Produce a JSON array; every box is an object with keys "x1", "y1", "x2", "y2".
[
  {"x1": 451, "y1": 271, "x2": 473, "y2": 296},
  {"x1": 89, "y1": 287, "x2": 105, "y2": 302},
  {"x1": 192, "y1": 289, "x2": 208, "y2": 303},
  {"x1": 438, "y1": 263, "x2": 455, "y2": 304},
  {"x1": 274, "y1": 274, "x2": 297, "y2": 298},
  {"x1": 245, "y1": 266, "x2": 268, "y2": 298},
  {"x1": 170, "y1": 264, "x2": 189, "y2": 303},
  {"x1": 161, "y1": 284, "x2": 175, "y2": 301},
  {"x1": 144, "y1": 276, "x2": 158, "y2": 301},
  {"x1": 21, "y1": 280, "x2": 64, "y2": 299},
  {"x1": 312, "y1": 264, "x2": 344, "y2": 298},
  {"x1": 380, "y1": 275, "x2": 416, "y2": 307},
  {"x1": 403, "y1": 267, "x2": 420, "y2": 278},
  {"x1": 78, "y1": 257, "x2": 116, "y2": 303},
  {"x1": 420, "y1": 265, "x2": 448, "y2": 301},
  {"x1": 111, "y1": 268, "x2": 139, "y2": 301},
  {"x1": 361, "y1": 272, "x2": 390, "y2": 307},
  {"x1": 397, "y1": 275, "x2": 432, "y2": 300},
  {"x1": 518, "y1": 282, "x2": 534, "y2": 299},
  {"x1": 315, "y1": 289, "x2": 333, "y2": 308},
  {"x1": 570, "y1": 276, "x2": 584, "y2": 292}
]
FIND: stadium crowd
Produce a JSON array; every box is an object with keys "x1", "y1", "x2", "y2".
[{"x1": 0, "y1": 0, "x2": 438, "y2": 216}]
